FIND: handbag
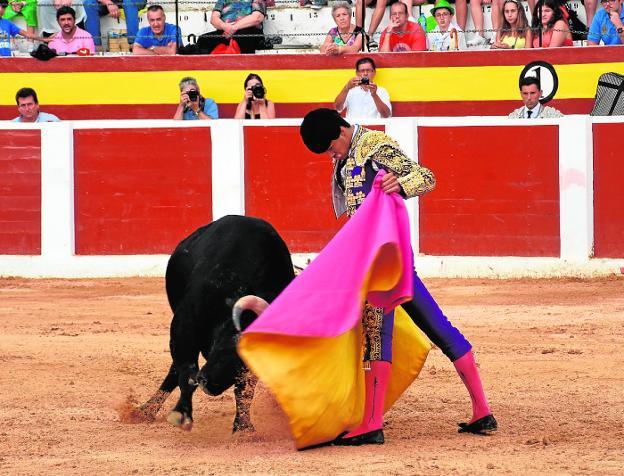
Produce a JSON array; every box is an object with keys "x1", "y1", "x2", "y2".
[{"x1": 211, "y1": 39, "x2": 241, "y2": 55}]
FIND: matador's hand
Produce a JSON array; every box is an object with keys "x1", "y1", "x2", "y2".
[{"x1": 381, "y1": 172, "x2": 401, "y2": 194}]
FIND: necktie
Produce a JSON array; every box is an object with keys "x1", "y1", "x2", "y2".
[{"x1": 527, "y1": 110, "x2": 533, "y2": 118}]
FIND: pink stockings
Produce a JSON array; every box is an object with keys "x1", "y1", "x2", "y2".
[
  {"x1": 346, "y1": 351, "x2": 491, "y2": 438},
  {"x1": 344, "y1": 360, "x2": 391, "y2": 438},
  {"x1": 453, "y1": 351, "x2": 492, "y2": 423}
]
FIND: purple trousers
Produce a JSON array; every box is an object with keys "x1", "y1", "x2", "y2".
[{"x1": 370, "y1": 271, "x2": 472, "y2": 363}]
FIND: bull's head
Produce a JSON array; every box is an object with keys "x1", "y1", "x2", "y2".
[
  {"x1": 231, "y1": 295, "x2": 269, "y2": 332},
  {"x1": 196, "y1": 296, "x2": 269, "y2": 396}
]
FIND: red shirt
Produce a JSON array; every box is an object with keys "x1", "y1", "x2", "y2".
[{"x1": 380, "y1": 21, "x2": 426, "y2": 52}]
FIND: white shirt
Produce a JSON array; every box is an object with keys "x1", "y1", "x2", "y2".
[
  {"x1": 341, "y1": 85, "x2": 392, "y2": 120},
  {"x1": 525, "y1": 104, "x2": 541, "y2": 118},
  {"x1": 427, "y1": 21, "x2": 467, "y2": 51}
]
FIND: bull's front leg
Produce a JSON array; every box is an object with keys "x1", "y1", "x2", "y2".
[
  {"x1": 167, "y1": 361, "x2": 199, "y2": 431},
  {"x1": 233, "y1": 369, "x2": 258, "y2": 433},
  {"x1": 138, "y1": 362, "x2": 179, "y2": 421}
]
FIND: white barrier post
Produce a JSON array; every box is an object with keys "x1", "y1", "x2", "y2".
[
  {"x1": 211, "y1": 120, "x2": 245, "y2": 219},
  {"x1": 558, "y1": 115, "x2": 594, "y2": 261},
  {"x1": 41, "y1": 122, "x2": 75, "y2": 262},
  {"x1": 386, "y1": 117, "x2": 420, "y2": 253}
]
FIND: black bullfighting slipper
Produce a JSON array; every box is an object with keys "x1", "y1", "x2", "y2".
[
  {"x1": 333, "y1": 429, "x2": 385, "y2": 446},
  {"x1": 458, "y1": 414, "x2": 498, "y2": 435}
]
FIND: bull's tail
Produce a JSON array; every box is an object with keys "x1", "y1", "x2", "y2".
[{"x1": 232, "y1": 296, "x2": 269, "y2": 332}]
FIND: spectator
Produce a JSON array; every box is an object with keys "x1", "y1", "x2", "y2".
[
  {"x1": 402, "y1": 0, "x2": 468, "y2": 31},
  {"x1": 199, "y1": 0, "x2": 266, "y2": 54},
  {"x1": 234, "y1": 73, "x2": 276, "y2": 119},
  {"x1": 531, "y1": 0, "x2": 573, "y2": 47},
  {"x1": 83, "y1": 0, "x2": 140, "y2": 49},
  {"x1": 468, "y1": 0, "x2": 501, "y2": 47},
  {"x1": 587, "y1": 0, "x2": 624, "y2": 45},
  {"x1": 37, "y1": 0, "x2": 87, "y2": 38},
  {"x1": 491, "y1": 0, "x2": 532, "y2": 49},
  {"x1": 173, "y1": 77, "x2": 219, "y2": 121},
  {"x1": 12, "y1": 87, "x2": 60, "y2": 122},
  {"x1": 379, "y1": 2, "x2": 426, "y2": 52},
  {"x1": 2, "y1": 0, "x2": 37, "y2": 36},
  {"x1": 427, "y1": 0, "x2": 467, "y2": 50},
  {"x1": 334, "y1": 57, "x2": 392, "y2": 120},
  {"x1": 320, "y1": 1, "x2": 363, "y2": 55},
  {"x1": 1, "y1": 0, "x2": 50, "y2": 56},
  {"x1": 508, "y1": 76, "x2": 563, "y2": 118},
  {"x1": 48, "y1": 6, "x2": 95, "y2": 54},
  {"x1": 132, "y1": 4, "x2": 180, "y2": 55}
]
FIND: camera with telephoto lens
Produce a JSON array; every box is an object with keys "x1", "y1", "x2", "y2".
[
  {"x1": 187, "y1": 89, "x2": 199, "y2": 101},
  {"x1": 251, "y1": 84, "x2": 266, "y2": 99},
  {"x1": 360, "y1": 77, "x2": 370, "y2": 85}
]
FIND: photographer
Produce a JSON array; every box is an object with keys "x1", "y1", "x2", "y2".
[
  {"x1": 173, "y1": 77, "x2": 219, "y2": 121},
  {"x1": 234, "y1": 74, "x2": 275, "y2": 119},
  {"x1": 334, "y1": 57, "x2": 391, "y2": 120}
]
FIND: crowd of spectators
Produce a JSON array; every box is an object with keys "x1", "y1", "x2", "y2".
[
  {"x1": 8, "y1": 61, "x2": 563, "y2": 123},
  {"x1": 1, "y1": 0, "x2": 622, "y2": 57}
]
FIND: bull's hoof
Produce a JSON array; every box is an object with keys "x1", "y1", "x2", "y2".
[{"x1": 167, "y1": 411, "x2": 193, "y2": 431}]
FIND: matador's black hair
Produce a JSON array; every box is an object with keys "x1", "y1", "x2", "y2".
[{"x1": 300, "y1": 108, "x2": 350, "y2": 154}]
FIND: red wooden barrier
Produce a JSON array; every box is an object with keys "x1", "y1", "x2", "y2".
[
  {"x1": 593, "y1": 123, "x2": 624, "y2": 258},
  {"x1": 0, "y1": 130, "x2": 41, "y2": 254},
  {"x1": 243, "y1": 125, "x2": 345, "y2": 252},
  {"x1": 73, "y1": 127, "x2": 213, "y2": 254},
  {"x1": 418, "y1": 125, "x2": 560, "y2": 256}
]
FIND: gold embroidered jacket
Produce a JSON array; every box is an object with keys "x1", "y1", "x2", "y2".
[{"x1": 332, "y1": 126, "x2": 436, "y2": 218}]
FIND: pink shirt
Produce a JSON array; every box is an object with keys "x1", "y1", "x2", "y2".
[{"x1": 48, "y1": 27, "x2": 95, "y2": 54}]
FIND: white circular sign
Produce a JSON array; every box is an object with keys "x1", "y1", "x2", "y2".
[{"x1": 519, "y1": 61, "x2": 559, "y2": 104}]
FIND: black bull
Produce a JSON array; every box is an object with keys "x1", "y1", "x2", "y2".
[{"x1": 138, "y1": 215, "x2": 295, "y2": 431}]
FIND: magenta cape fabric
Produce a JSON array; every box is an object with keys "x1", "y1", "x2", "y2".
[{"x1": 243, "y1": 170, "x2": 414, "y2": 338}]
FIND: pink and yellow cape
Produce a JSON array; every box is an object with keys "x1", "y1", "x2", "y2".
[{"x1": 238, "y1": 171, "x2": 431, "y2": 449}]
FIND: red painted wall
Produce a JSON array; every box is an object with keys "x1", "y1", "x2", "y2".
[
  {"x1": 73, "y1": 127, "x2": 213, "y2": 254},
  {"x1": 418, "y1": 125, "x2": 560, "y2": 256},
  {"x1": 593, "y1": 123, "x2": 624, "y2": 258},
  {"x1": 243, "y1": 125, "x2": 344, "y2": 252},
  {"x1": 0, "y1": 130, "x2": 41, "y2": 254}
]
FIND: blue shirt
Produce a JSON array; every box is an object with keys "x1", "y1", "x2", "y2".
[
  {"x1": 182, "y1": 98, "x2": 219, "y2": 120},
  {"x1": 588, "y1": 8, "x2": 624, "y2": 45},
  {"x1": 12, "y1": 112, "x2": 61, "y2": 122},
  {"x1": 135, "y1": 23, "x2": 182, "y2": 49},
  {"x1": 0, "y1": 18, "x2": 21, "y2": 57}
]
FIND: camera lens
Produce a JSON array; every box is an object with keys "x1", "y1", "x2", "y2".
[
  {"x1": 361, "y1": 77, "x2": 370, "y2": 85},
  {"x1": 251, "y1": 84, "x2": 265, "y2": 99},
  {"x1": 187, "y1": 90, "x2": 198, "y2": 101}
]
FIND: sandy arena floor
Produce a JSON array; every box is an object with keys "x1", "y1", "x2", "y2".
[{"x1": 1, "y1": 277, "x2": 623, "y2": 475}]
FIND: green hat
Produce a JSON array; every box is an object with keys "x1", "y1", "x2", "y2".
[{"x1": 431, "y1": 0, "x2": 455, "y2": 16}]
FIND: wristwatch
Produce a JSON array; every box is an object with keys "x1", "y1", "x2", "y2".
[
  {"x1": 149, "y1": 46, "x2": 156, "y2": 51},
  {"x1": 617, "y1": 27, "x2": 624, "y2": 34}
]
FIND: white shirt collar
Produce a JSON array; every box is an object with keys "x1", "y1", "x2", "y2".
[{"x1": 525, "y1": 103, "x2": 541, "y2": 118}]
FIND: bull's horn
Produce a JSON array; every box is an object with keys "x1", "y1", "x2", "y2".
[{"x1": 232, "y1": 295, "x2": 269, "y2": 332}]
